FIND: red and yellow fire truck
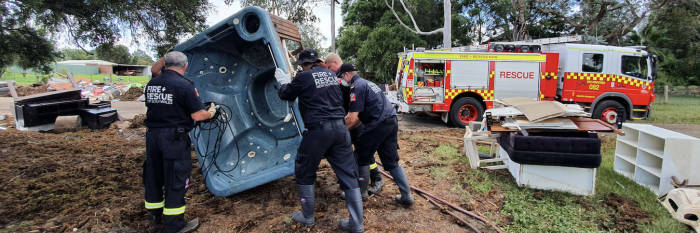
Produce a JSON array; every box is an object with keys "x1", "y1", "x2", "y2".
[{"x1": 395, "y1": 36, "x2": 657, "y2": 127}]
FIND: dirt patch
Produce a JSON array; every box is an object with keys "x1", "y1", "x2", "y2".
[
  {"x1": 602, "y1": 193, "x2": 651, "y2": 232},
  {"x1": 0, "y1": 123, "x2": 501, "y2": 232},
  {"x1": 117, "y1": 87, "x2": 143, "y2": 101},
  {"x1": 129, "y1": 114, "x2": 146, "y2": 128},
  {"x1": 0, "y1": 128, "x2": 146, "y2": 232},
  {"x1": 9, "y1": 84, "x2": 51, "y2": 97}
]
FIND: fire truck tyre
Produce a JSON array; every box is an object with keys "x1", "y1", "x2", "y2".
[
  {"x1": 449, "y1": 97, "x2": 484, "y2": 128},
  {"x1": 592, "y1": 100, "x2": 626, "y2": 125}
]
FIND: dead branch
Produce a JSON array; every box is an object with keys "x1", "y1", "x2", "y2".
[{"x1": 384, "y1": 0, "x2": 443, "y2": 35}]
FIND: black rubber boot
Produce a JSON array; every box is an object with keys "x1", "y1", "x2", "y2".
[
  {"x1": 176, "y1": 218, "x2": 199, "y2": 233},
  {"x1": 390, "y1": 166, "x2": 414, "y2": 206},
  {"x1": 291, "y1": 184, "x2": 315, "y2": 226},
  {"x1": 147, "y1": 209, "x2": 163, "y2": 230},
  {"x1": 367, "y1": 167, "x2": 384, "y2": 195},
  {"x1": 358, "y1": 165, "x2": 370, "y2": 200},
  {"x1": 339, "y1": 188, "x2": 364, "y2": 233}
]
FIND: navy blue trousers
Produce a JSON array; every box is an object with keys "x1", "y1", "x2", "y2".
[
  {"x1": 143, "y1": 127, "x2": 192, "y2": 233},
  {"x1": 295, "y1": 119, "x2": 359, "y2": 190},
  {"x1": 355, "y1": 117, "x2": 400, "y2": 170}
]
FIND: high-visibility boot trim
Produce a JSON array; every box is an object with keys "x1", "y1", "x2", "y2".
[
  {"x1": 163, "y1": 206, "x2": 186, "y2": 215},
  {"x1": 145, "y1": 200, "x2": 165, "y2": 209}
]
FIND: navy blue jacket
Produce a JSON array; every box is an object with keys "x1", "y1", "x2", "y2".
[
  {"x1": 278, "y1": 66, "x2": 345, "y2": 126},
  {"x1": 347, "y1": 75, "x2": 396, "y2": 132},
  {"x1": 144, "y1": 70, "x2": 205, "y2": 129}
]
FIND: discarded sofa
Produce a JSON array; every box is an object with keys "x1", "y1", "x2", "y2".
[
  {"x1": 498, "y1": 131, "x2": 602, "y2": 168},
  {"x1": 14, "y1": 89, "x2": 118, "y2": 131}
]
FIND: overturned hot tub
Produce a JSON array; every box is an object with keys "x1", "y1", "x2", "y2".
[{"x1": 174, "y1": 7, "x2": 304, "y2": 197}]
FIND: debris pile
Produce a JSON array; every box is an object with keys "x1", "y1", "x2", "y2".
[
  {"x1": 5, "y1": 76, "x2": 146, "y2": 102},
  {"x1": 117, "y1": 86, "x2": 144, "y2": 101}
]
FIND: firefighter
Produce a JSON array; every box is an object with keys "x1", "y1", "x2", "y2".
[
  {"x1": 143, "y1": 51, "x2": 216, "y2": 233},
  {"x1": 338, "y1": 63, "x2": 414, "y2": 206},
  {"x1": 276, "y1": 49, "x2": 364, "y2": 233},
  {"x1": 325, "y1": 53, "x2": 385, "y2": 197}
]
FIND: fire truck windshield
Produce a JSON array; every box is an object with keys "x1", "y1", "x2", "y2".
[{"x1": 622, "y1": 55, "x2": 648, "y2": 79}]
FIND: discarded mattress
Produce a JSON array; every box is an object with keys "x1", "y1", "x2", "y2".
[
  {"x1": 498, "y1": 132, "x2": 602, "y2": 168},
  {"x1": 175, "y1": 6, "x2": 304, "y2": 197}
]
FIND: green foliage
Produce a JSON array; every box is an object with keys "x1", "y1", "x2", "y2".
[
  {"x1": 357, "y1": 25, "x2": 426, "y2": 83},
  {"x1": 60, "y1": 47, "x2": 154, "y2": 65},
  {"x1": 338, "y1": 0, "x2": 474, "y2": 84},
  {"x1": 96, "y1": 45, "x2": 132, "y2": 64},
  {"x1": 641, "y1": 0, "x2": 699, "y2": 85},
  {"x1": 131, "y1": 50, "x2": 155, "y2": 65},
  {"x1": 1, "y1": 0, "x2": 211, "y2": 71},
  {"x1": 60, "y1": 49, "x2": 93, "y2": 60},
  {"x1": 298, "y1": 23, "x2": 326, "y2": 55},
  {"x1": 0, "y1": 20, "x2": 59, "y2": 74},
  {"x1": 240, "y1": 0, "x2": 326, "y2": 56}
]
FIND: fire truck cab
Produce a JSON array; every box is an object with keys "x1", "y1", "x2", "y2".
[
  {"x1": 543, "y1": 43, "x2": 656, "y2": 124},
  {"x1": 395, "y1": 37, "x2": 657, "y2": 128}
]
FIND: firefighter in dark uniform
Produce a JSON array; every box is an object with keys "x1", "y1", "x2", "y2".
[
  {"x1": 276, "y1": 49, "x2": 364, "y2": 233},
  {"x1": 328, "y1": 54, "x2": 385, "y2": 198},
  {"x1": 338, "y1": 63, "x2": 414, "y2": 206},
  {"x1": 143, "y1": 51, "x2": 216, "y2": 233}
]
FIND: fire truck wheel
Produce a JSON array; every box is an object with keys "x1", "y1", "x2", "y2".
[
  {"x1": 449, "y1": 97, "x2": 484, "y2": 127},
  {"x1": 592, "y1": 100, "x2": 626, "y2": 125}
]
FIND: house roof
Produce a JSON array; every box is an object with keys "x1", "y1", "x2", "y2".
[{"x1": 57, "y1": 60, "x2": 118, "y2": 66}]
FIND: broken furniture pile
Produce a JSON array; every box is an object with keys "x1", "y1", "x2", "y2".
[
  {"x1": 13, "y1": 89, "x2": 118, "y2": 131},
  {"x1": 465, "y1": 97, "x2": 618, "y2": 196},
  {"x1": 4, "y1": 74, "x2": 144, "y2": 102},
  {"x1": 614, "y1": 123, "x2": 700, "y2": 231}
]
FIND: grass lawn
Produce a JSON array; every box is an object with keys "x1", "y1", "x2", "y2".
[
  {"x1": 1, "y1": 71, "x2": 149, "y2": 85},
  {"x1": 643, "y1": 95, "x2": 700, "y2": 124},
  {"x1": 426, "y1": 97, "x2": 699, "y2": 232},
  {"x1": 431, "y1": 138, "x2": 687, "y2": 232}
]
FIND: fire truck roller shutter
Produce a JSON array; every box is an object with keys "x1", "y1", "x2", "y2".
[
  {"x1": 494, "y1": 61, "x2": 541, "y2": 100},
  {"x1": 450, "y1": 61, "x2": 489, "y2": 89}
]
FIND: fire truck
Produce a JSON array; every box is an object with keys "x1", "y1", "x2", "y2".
[{"x1": 395, "y1": 36, "x2": 657, "y2": 127}]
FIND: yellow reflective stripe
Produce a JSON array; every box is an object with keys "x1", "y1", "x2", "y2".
[
  {"x1": 163, "y1": 206, "x2": 186, "y2": 215},
  {"x1": 412, "y1": 52, "x2": 546, "y2": 62},
  {"x1": 369, "y1": 163, "x2": 378, "y2": 170},
  {"x1": 145, "y1": 201, "x2": 164, "y2": 209},
  {"x1": 567, "y1": 47, "x2": 646, "y2": 55}
]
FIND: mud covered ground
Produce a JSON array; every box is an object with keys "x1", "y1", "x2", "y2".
[
  {"x1": 0, "y1": 117, "x2": 656, "y2": 232},
  {"x1": 0, "y1": 119, "x2": 497, "y2": 232},
  {"x1": 4, "y1": 84, "x2": 51, "y2": 97},
  {"x1": 117, "y1": 87, "x2": 143, "y2": 101}
]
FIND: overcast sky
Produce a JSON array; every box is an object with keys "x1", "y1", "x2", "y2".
[
  {"x1": 56, "y1": 0, "x2": 343, "y2": 58},
  {"x1": 207, "y1": 0, "x2": 343, "y2": 49}
]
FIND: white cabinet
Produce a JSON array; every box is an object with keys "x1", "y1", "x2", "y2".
[
  {"x1": 614, "y1": 123, "x2": 700, "y2": 196},
  {"x1": 501, "y1": 146, "x2": 597, "y2": 196}
]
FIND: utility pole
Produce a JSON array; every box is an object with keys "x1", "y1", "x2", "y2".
[
  {"x1": 443, "y1": 0, "x2": 451, "y2": 48},
  {"x1": 331, "y1": 0, "x2": 336, "y2": 53}
]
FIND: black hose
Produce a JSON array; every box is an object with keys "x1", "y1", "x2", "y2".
[{"x1": 192, "y1": 104, "x2": 241, "y2": 182}]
